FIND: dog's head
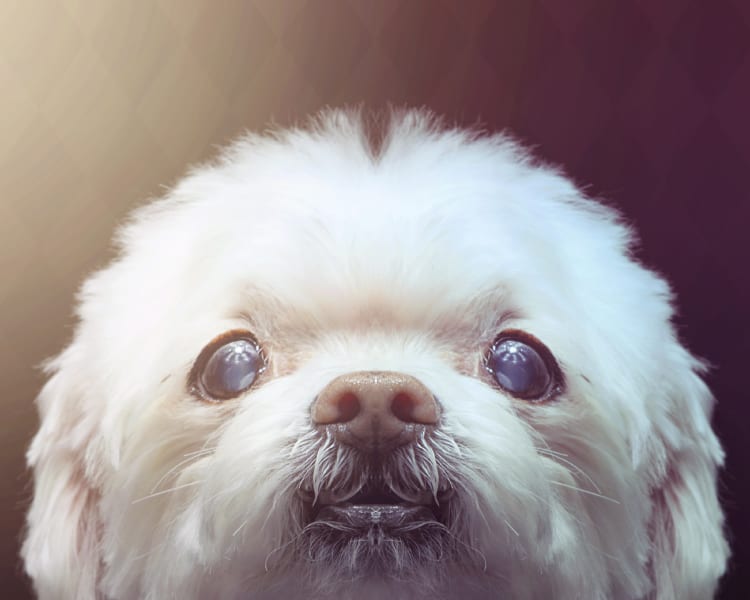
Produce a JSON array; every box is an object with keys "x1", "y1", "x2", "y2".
[{"x1": 23, "y1": 110, "x2": 728, "y2": 600}]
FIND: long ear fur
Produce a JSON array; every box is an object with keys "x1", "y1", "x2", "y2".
[
  {"x1": 22, "y1": 348, "x2": 102, "y2": 600},
  {"x1": 648, "y1": 354, "x2": 729, "y2": 599}
]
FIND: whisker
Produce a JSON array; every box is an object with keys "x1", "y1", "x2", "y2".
[
  {"x1": 184, "y1": 446, "x2": 217, "y2": 458},
  {"x1": 549, "y1": 480, "x2": 620, "y2": 504},
  {"x1": 148, "y1": 450, "x2": 212, "y2": 495},
  {"x1": 232, "y1": 519, "x2": 248, "y2": 538},
  {"x1": 132, "y1": 480, "x2": 204, "y2": 504},
  {"x1": 538, "y1": 448, "x2": 603, "y2": 494},
  {"x1": 504, "y1": 519, "x2": 520, "y2": 537},
  {"x1": 264, "y1": 526, "x2": 310, "y2": 572},
  {"x1": 439, "y1": 525, "x2": 489, "y2": 573}
]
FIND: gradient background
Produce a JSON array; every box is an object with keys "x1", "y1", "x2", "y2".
[{"x1": 1, "y1": 1, "x2": 748, "y2": 597}]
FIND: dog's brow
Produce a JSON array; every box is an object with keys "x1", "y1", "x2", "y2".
[
  {"x1": 230, "y1": 284, "x2": 522, "y2": 336},
  {"x1": 450, "y1": 287, "x2": 521, "y2": 327}
]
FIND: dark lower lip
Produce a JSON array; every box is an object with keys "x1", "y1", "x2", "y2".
[{"x1": 315, "y1": 503, "x2": 438, "y2": 527}]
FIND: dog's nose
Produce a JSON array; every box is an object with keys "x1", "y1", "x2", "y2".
[{"x1": 312, "y1": 371, "x2": 439, "y2": 450}]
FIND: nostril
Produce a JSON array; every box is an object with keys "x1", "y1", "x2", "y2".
[
  {"x1": 391, "y1": 392, "x2": 416, "y2": 422},
  {"x1": 337, "y1": 392, "x2": 360, "y2": 422},
  {"x1": 312, "y1": 390, "x2": 361, "y2": 425}
]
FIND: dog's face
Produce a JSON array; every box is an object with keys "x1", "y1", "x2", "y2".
[{"x1": 23, "y1": 111, "x2": 728, "y2": 600}]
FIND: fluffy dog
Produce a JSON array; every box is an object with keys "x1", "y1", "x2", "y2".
[{"x1": 23, "y1": 110, "x2": 728, "y2": 599}]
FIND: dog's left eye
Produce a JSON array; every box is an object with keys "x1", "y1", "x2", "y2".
[
  {"x1": 485, "y1": 331, "x2": 559, "y2": 400},
  {"x1": 190, "y1": 331, "x2": 266, "y2": 401}
]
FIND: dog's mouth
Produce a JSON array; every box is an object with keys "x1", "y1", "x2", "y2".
[
  {"x1": 313, "y1": 486, "x2": 441, "y2": 528},
  {"x1": 289, "y1": 445, "x2": 464, "y2": 577},
  {"x1": 301, "y1": 483, "x2": 448, "y2": 530}
]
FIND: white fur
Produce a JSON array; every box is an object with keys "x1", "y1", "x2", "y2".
[{"x1": 23, "y1": 109, "x2": 728, "y2": 599}]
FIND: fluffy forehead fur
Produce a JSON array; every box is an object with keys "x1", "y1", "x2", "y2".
[{"x1": 23, "y1": 110, "x2": 728, "y2": 600}]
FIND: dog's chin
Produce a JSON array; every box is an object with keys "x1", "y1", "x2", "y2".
[{"x1": 292, "y1": 481, "x2": 457, "y2": 583}]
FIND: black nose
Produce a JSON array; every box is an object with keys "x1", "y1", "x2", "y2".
[{"x1": 311, "y1": 371, "x2": 439, "y2": 451}]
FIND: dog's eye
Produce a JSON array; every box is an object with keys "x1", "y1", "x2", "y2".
[
  {"x1": 485, "y1": 331, "x2": 558, "y2": 400},
  {"x1": 191, "y1": 331, "x2": 266, "y2": 401}
]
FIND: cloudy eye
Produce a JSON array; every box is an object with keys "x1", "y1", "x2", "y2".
[
  {"x1": 485, "y1": 331, "x2": 559, "y2": 400},
  {"x1": 190, "y1": 331, "x2": 266, "y2": 401}
]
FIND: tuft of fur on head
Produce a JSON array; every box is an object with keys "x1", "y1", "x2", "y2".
[{"x1": 23, "y1": 109, "x2": 728, "y2": 600}]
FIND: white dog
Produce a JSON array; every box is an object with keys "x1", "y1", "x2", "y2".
[{"x1": 23, "y1": 110, "x2": 728, "y2": 599}]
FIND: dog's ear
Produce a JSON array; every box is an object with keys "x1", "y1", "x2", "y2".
[
  {"x1": 647, "y1": 353, "x2": 729, "y2": 599},
  {"x1": 22, "y1": 347, "x2": 102, "y2": 600}
]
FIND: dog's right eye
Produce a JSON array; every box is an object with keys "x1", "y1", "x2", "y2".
[{"x1": 189, "y1": 330, "x2": 266, "y2": 401}]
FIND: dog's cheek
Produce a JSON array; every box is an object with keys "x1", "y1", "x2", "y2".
[
  {"x1": 469, "y1": 376, "x2": 657, "y2": 599},
  {"x1": 430, "y1": 377, "x2": 561, "y2": 564},
  {"x1": 100, "y1": 370, "x2": 339, "y2": 594},
  {"x1": 101, "y1": 422, "x2": 211, "y2": 570},
  {"x1": 171, "y1": 379, "x2": 317, "y2": 572},
  {"x1": 644, "y1": 364, "x2": 728, "y2": 599},
  {"x1": 23, "y1": 356, "x2": 104, "y2": 600},
  {"x1": 533, "y1": 402, "x2": 654, "y2": 596}
]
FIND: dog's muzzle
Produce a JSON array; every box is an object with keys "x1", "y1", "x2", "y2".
[{"x1": 306, "y1": 371, "x2": 444, "y2": 528}]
